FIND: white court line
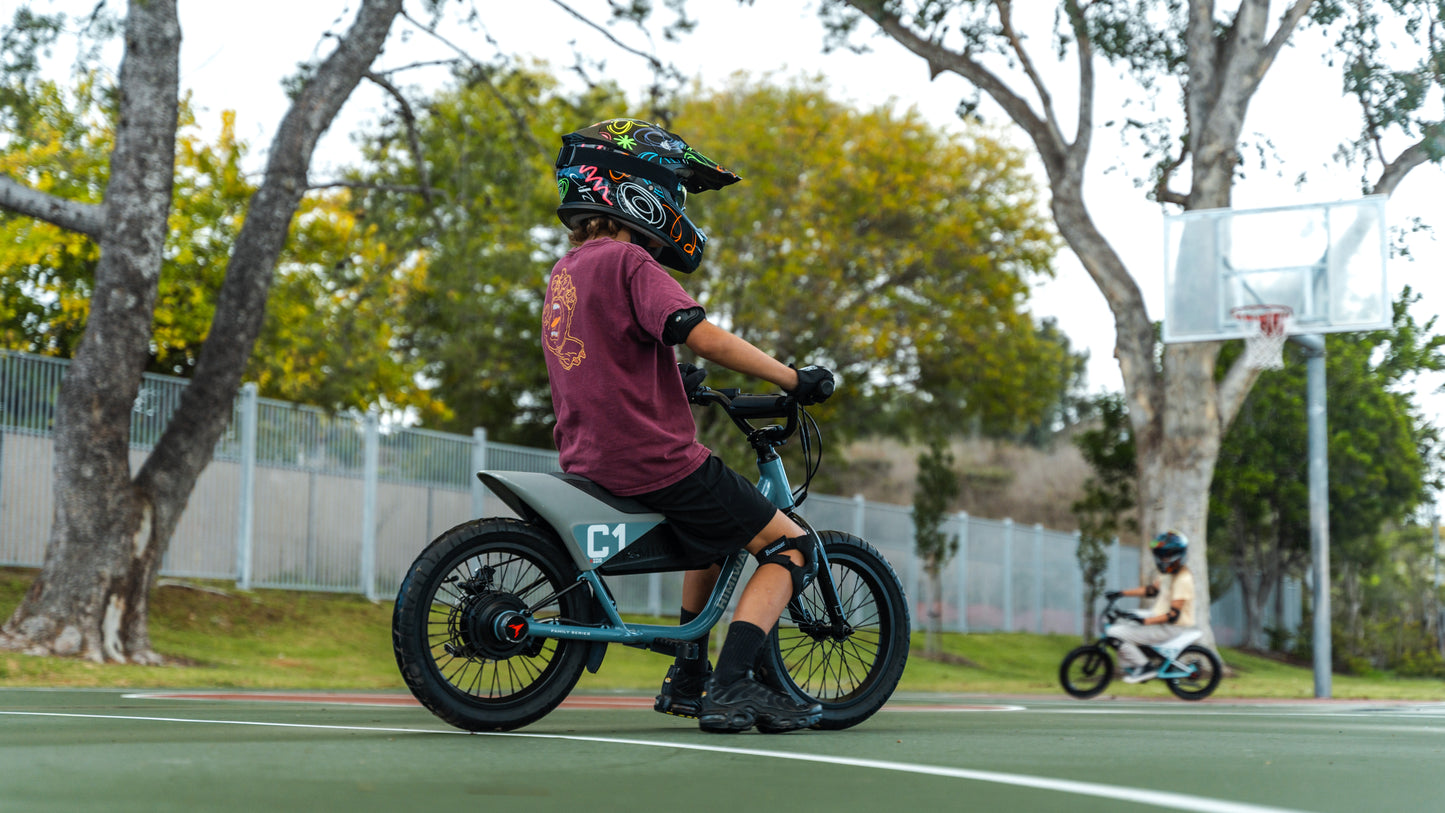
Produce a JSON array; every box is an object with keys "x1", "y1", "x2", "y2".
[
  {"x1": 1031, "y1": 705, "x2": 1445, "y2": 722},
  {"x1": 0, "y1": 709, "x2": 1311, "y2": 813}
]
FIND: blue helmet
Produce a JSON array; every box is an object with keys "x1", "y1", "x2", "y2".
[
  {"x1": 554, "y1": 118, "x2": 740, "y2": 273},
  {"x1": 1150, "y1": 530, "x2": 1188, "y2": 573}
]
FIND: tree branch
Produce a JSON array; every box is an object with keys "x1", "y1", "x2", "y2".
[
  {"x1": 1153, "y1": 149, "x2": 1191, "y2": 206},
  {"x1": 1063, "y1": 0, "x2": 1096, "y2": 162},
  {"x1": 545, "y1": 0, "x2": 669, "y2": 76},
  {"x1": 995, "y1": 0, "x2": 1067, "y2": 156},
  {"x1": 0, "y1": 174, "x2": 106, "y2": 238},
  {"x1": 363, "y1": 70, "x2": 433, "y2": 204},
  {"x1": 1258, "y1": 1, "x2": 1316, "y2": 82},
  {"x1": 1217, "y1": 352, "x2": 1261, "y2": 428},
  {"x1": 398, "y1": 9, "x2": 550, "y2": 163},
  {"x1": 846, "y1": 3, "x2": 1061, "y2": 166},
  {"x1": 1373, "y1": 124, "x2": 1444, "y2": 197}
]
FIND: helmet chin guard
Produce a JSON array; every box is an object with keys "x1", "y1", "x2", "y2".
[{"x1": 555, "y1": 118, "x2": 739, "y2": 273}]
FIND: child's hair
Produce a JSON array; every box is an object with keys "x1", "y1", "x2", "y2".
[{"x1": 567, "y1": 215, "x2": 626, "y2": 246}]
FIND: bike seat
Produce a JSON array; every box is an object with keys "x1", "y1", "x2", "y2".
[
  {"x1": 1161, "y1": 629, "x2": 1202, "y2": 648},
  {"x1": 1149, "y1": 628, "x2": 1203, "y2": 660},
  {"x1": 478, "y1": 471, "x2": 658, "y2": 521},
  {"x1": 549, "y1": 473, "x2": 658, "y2": 515}
]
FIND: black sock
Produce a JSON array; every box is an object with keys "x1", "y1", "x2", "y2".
[
  {"x1": 712, "y1": 621, "x2": 767, "y2": 686},
  {"x1": 677, "y1": 607, "x2": 710, "y2": 675}
]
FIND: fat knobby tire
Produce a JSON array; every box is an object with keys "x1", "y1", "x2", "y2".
[{"x1": 392, "y1": 518, "x2": 589, "y2": 731}]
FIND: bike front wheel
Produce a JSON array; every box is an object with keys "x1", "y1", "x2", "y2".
[
  {"x1": 392, "y1": 518, "x2": 591, "y2": 731},
  {"x1": 1059, "y1": 644, "x2": 1114, "y2": 699},
  {"x1": 1166, "y1": 644, "x2": 1223, "y2": 701},
  {"x1": 759, "y1": 530, "x2": 911, "y2": 731}
]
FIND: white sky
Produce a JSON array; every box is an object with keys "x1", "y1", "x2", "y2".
[{"x1": 32, "y1": 1, "x2": 1445, "y2": 423}]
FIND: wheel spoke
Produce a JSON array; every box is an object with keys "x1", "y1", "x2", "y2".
[{"x1": 777, "y1": 551, "x2": 890, "y2": 701}]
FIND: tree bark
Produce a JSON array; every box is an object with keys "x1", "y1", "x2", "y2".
[{"x1": 0, "y1": 0, "x2": 404, "y2": 662}]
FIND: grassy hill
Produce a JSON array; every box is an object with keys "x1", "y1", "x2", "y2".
[{"x1": 1, "y1": 567, "x2": 1441, "y2": 700}]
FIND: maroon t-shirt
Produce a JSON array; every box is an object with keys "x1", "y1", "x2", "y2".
[{"x1": 543, "y1": 239, "x2": 710, "y2": 495}]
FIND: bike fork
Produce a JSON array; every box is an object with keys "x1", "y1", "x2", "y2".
[{"x1": 786, "y1": 541, "x2": 853, "y2": 636}]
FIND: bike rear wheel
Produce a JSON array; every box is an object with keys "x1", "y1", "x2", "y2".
[
  {"x1": 1059, "y1": 644, "x2": 1114, "y2": 698},
  {"x1": 759, "y1": 531, "x2": 910, "y2": 730},
  {"x1": 1166, "y1": 644, "x2": 1223, "y2": 700},
  {"x1": 392, "y1": 518, "x2": 590, "y2": 731}
]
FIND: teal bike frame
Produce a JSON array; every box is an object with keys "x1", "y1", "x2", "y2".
[{"x1": 496, "y1": 399, "x2": 836, "y2": 660}]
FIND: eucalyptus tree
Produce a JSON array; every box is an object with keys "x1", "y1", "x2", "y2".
[
  {"x1": 0, "y1": 1, "x2": 406, "y2": 662},
  {"x1": 822, "y1": 0, "x2": 1445, "y2": 644}
]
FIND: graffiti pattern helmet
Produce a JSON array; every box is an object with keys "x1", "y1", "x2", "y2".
[
  {"x1": 1150, "y1": 530, "x2": 1189, "y2": 574},
  {"x1": 555, "y1": 118, "x2": 740, "y2": 273}
]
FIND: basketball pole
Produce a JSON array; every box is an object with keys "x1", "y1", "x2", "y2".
[{"x1": 1293, "y1": 333, "x2": 1332, "y2": 698}]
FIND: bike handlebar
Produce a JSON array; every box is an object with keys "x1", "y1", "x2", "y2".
[{"x1": 691, "y1": 387, "x2": 800, "y2": 444}]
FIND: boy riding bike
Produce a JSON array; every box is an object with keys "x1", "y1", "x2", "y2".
[
  {"x1": 1104, "y1": 530, "x2": 1197, "y2": 683},
  {"x1": 545, "y1": 118, "x2": 834, "y2": 733}
]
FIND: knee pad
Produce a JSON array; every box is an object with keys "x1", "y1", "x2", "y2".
[{"x1": 754, "y1": 534, "x2": 819, "y2": 599}]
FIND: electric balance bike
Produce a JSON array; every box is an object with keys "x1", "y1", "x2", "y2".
[
  {"x1": 392, "y1": 383, "x2": 911, "y2": 731},
  {"x1": 1059, "y1": 595, "x2": 1223, "y2": 701}
]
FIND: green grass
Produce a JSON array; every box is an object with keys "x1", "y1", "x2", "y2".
[{"x1": 1, "y1": 567, "x2": 1442, "y2": 699}]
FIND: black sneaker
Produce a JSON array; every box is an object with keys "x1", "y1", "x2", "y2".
[
  {"x1": 698, "y1": 675, "x2": 823, "y2": 734},
  {"x1": 654, "y1": 662, "x2": 710, "y2": 719}
]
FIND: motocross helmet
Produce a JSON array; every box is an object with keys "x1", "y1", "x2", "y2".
[
  {"x1": 1151, "y1": 530, "x2": 1188, "y2": 574},
  {"x1": 554, "y1": 118, "x2": 740, "y2": 273}
]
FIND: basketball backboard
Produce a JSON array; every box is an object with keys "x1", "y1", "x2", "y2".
[{"x1": 1161, "y1": 196, "x2": 1389, "y2": 343}]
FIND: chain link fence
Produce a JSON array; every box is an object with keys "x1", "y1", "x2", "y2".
[{"x1": 0, "y1": 349, "x2": 1296, "y2": 643}]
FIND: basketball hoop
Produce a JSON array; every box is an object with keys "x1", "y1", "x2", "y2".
[{"x1": 1231, "y1": 305, "x2": 1293, "y2": 370}]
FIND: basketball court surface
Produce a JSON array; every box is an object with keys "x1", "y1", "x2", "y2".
[{"x1": 3, "y1": 687, "x2": 1442, "y2": 812}]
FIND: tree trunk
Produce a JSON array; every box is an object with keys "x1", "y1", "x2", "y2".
[
  {"x1": 1133, "y1": 343, "x2": 1221, "y2": 646},
  {"x1": 0, "y1": 0, "x2": 180, "y2": 663},
  {"x1": 0, "y1": 0, "x2": 404, "y2": 663}
]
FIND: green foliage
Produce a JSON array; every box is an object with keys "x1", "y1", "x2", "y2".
[
  {"x1": 344, "y1": 65, "x2": 626, "y2": 444},
  {"x1": 1070, "y1": 393, "x2": 1138, "y2": 622},
  {"x1": 1327, "y1": 522, "x2": 1445, "y2": 676},
  {"x1": 346, "y1": 68, "x2": 1082, "y2": 450},
  {"x1": 1319, "y1": 0, "x2": 1445, "y2": 165},
  {"x1": 0, "y1": 66, "x2": 426, "y2": 415},
  {"x1": 677, "y1": 75, "x2": 1080, "y2": 445},
  {"x1": 913, "y1": 438, "x2": 960, "y2": 573},
  {"x1": 1212, "y1": 289, "x2": 1442, "y2": 575},
  {"x1": 1211, "y1": 288, "x2": 1445, "y2": 651},
  {"x1": 913, "y1": 437, "x2": 960, "y2": 653}
]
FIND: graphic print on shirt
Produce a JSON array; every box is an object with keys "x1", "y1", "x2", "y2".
[{"x1": 544, "y1": 268, "x2": 587, "y2": 370}]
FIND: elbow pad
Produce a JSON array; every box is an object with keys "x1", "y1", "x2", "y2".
[
  {"x1": 1144, "y1": 584, "x2": 1160, "y2": 598},
  {"x1": 1166, "y1": 607, "x2": 1181, "y2": 623}
]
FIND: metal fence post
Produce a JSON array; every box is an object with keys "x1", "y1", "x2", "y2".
[
  {"x1": 852, "y1": 493, "x2": 866, "y2": 538},
  {"x1": 1073, "y1": 530, "x2": 1085, "y2": 636},
  {"x1": 471, "y1": 428, "x2": 488, "y2": 517},
  {"x1": 1003, "y1": 518, "x2": 1014, "y2": 632},
  {"x1": 1033, "y1": 523, "x2": 1044, "y2": 633},
  {"x1": 905, "y1": 507, "x2": 921, "y2": 623},
  {"x1": 361, "y1": 411, "x2": 380, "y2": 601},
  {"x1": 1111, "y1": 537, "x2": 1122, "y2": 589},
  {"x1": 955, "y1": 511, "x2": 969, "y2": 633},
  {"x1": 233, "y1": 383, "x2": 258, "y2": 590},
  {"x1": 648, "y1": 572, "x2": 662, "y2": 617}
]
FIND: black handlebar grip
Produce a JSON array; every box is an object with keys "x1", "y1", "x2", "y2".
[
  {"x1": 817, "y1": 378, "x2": 835, "y2": 398},
  {"x1": 727, "y1": 394, "x2": 792, "y2": 419}
]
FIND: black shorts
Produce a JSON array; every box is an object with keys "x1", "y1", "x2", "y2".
[{"x1": 634, "y1": 455, "x2": 779, "y2": 559}]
